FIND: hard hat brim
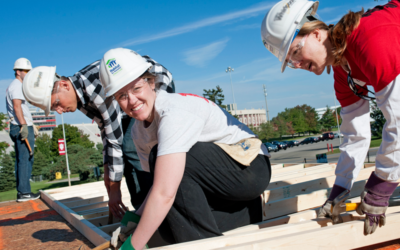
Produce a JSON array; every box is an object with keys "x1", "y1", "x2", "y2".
[{"x1": 280, "y1": 1, "x2": 319, "y2": 73}]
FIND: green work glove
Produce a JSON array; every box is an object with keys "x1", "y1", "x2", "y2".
[
  {"x1": 20, "y1": 124, "x2": 28, "y2": 140},
  {"x1": 121, "y1": 211, "x2": 141, "y2": 226},
  {"x1": 119, "y1": 235, "x2": 135, "y2": 250}
]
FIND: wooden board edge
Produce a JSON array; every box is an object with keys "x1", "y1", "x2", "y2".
[{"x1": 40, "y1": 190, "x2": 111, "y2": 246}]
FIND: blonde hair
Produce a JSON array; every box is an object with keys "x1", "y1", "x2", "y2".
[{"x1": 298, "y1": 9, "x2": 364, "y2": 66}]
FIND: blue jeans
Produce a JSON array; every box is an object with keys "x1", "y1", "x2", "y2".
[
  {"x1": 9, "y1": 123, "x2": 35, "y2": 194},
  {"x1": 122, "y1": 117, "x2": 153, "y2": 209}
]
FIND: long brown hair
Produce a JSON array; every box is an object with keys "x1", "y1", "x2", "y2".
[{"x1": 298, "y1": 9, "x2": 364, "y2": 66}]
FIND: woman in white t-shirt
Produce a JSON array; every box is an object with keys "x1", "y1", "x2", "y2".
[{"x1": 99, "y1": 48, "x2": 271, "y2": 249}]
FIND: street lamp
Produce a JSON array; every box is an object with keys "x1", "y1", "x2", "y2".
[
  {"x1": 226, "y1": 67, "x2": 236, "y2": 115},
  {"x1": 263, "y1": 84, "x2": 270, "y2": 123}
]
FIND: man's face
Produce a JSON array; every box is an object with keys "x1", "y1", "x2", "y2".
[
  {"x1": 17, "y1": 69, "x2": 29, "y2": 81},
  {"x1": 50, "y1": 81, "x2": 78, "y2": 114}
]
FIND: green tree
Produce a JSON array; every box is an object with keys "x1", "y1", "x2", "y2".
[
  {"x1": 257, "y1": 122, "x2": 277, "y2": 141},
  {"x1": 0, "y1": 154, "x2": 16, "y2": 192},
  {"x1": 32, "y1": 151, "x2": 50, "y2": 176},
  {"x1": 0, "y1": 112, "x2": 8, "y2": 131},
  {"x1": 35, "y1": 133, "x2": 53, "y2": 161},
  {"x1": 50, "y1": 124, "x2": 94, "y2": 157},
  {"x1": 203, "y1": 85, "x2": 226, "y2": 109},
  {"x1": 272, "y1": 116, "x2": 288, "y2": 139},
  {"x1": 296, "y1": 104, "x2": 319, "y2": 134},
  {"x1": 319, "y1": 106, "x2": 336, "y2": 131},
  {"x1": 370, "y1": 101, "x2": 385, "y2": 138}
]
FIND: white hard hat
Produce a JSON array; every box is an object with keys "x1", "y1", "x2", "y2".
[
  {"x1": 22, "y1": 66, "x2": 57, "y2": 116},
  {"x1": 100, "y1": 48, "x2": 152, "y2": 97},
  {"x1": 14, "y1": 58, "x2": 32, "y2": 70},
  {"x1": 261, "y1": 0, "x2": 319, "y2": 73}
]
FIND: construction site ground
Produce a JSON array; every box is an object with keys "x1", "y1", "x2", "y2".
[
  {"x1": 1, "y1": 196, "x2": 400, "y2": 249},
  {"x1": 0, "y1": 199, "x2": 93, "y2": 250}
]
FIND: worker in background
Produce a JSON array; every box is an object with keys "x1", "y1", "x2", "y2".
[
  {"x1": 6, "y1": 58, "x2": 39, "y2": 202},
  {"x1": 261, "y1": 0, "x2": 400, "y2": 235},
  {"x1": 22, "y1": 55, "x2": 174, "y2": 218},
  {"x1": 99, "y1": 48, "x2": 271, "y2": 249}
]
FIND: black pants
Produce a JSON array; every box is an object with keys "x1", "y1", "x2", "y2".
[
  {"x1": 122, "y1": 117, "x2": 153, "y2": 209},
  {"x1": 149, "y1": 142, "x2": 271, "y2": 244}
]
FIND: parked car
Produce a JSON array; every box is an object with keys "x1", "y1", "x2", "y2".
[
  {"x1": 272, "y1": 141, "x2": 287, "y2": 150},
  {"x1": 283, "y1": 140, "x2": 300, "y2": 147},
  {"x1": 301, "y1": 137, "x2": 319, "y2": 145},
  {"x1": 264, "y1": 142, "x2": 278, "y2": 152},
  {"x1": 333, "y1": 133, "x2": 343, "y2": 138},
  {"x1": 321, "y1": 132, "x2": 334, "y2": 141}
]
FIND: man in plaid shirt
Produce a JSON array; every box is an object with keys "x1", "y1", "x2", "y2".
[{"x1": 23, "y1": 56, "x2": 174, "y2": 218}]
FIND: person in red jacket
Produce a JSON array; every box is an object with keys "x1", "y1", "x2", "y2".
[{"x1": 261, "y1": 0, "x2": 400, "y2": 235}]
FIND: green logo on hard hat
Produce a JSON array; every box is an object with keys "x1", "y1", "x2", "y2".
[{"x1": 106, "y1": 58, "x2": 122, "y2": 75}]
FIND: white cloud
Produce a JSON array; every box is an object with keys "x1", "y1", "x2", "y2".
[
  {"x1": 183, "y1": 38, "x2": 229, "y2": 67},
  {"x1": 119, "y1": 2, "x2": 273, "y2": 47}
]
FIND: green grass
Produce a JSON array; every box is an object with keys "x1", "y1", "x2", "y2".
[
  {"x1": 0, "y1": 178, "x2": 103, "y2": 202},
  {"x1": 327, "y1": 148, "x2": 340, "y2": 155},
  {"x1": 370, "y1": 136, "x2": 382, "y2": 148},
  {"x1": 60, "y1": 173, "x2": 79, "y2": 180}
]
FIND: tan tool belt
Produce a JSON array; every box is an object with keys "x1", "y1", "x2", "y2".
[{"x1": 215, "y1": 138, "x2": 262, "y2": 166}]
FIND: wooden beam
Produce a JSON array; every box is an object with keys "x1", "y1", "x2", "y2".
[
  {"x1": 271, "y1": 164, "x2": 304, "y2": 174},
  {"x1": 271, "y1": 164, "x2": 333, "y2": 179},
  {"x1": 40, "y1": 190, "x2": 111, "y2": 246},
  {"x1": 270, "y1": 165, "x2": 336, "y2": 182},
  {"x1": 270, "y1": 164, "x2": 283, "y2": 170},
  {"x1": 63, "y1": 196, "x2": 106, "y2": 208},
  {"x1": 217, "y1": 209, "x2": 400, "y2": 250},
  {"x1": 265, "y1": 166, "x2": 374, "y2": 202},
  {"x1": 88, "y1": 215, "x2": 121, "y2": 227}
]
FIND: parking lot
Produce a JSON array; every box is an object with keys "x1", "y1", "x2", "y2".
[{"x1": 269, "y1": 138, "x2": 379, "y2": 164}]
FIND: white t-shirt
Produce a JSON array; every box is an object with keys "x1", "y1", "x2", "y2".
[
  {"x1": 132, "y1": 91, "x2": 270, "y2": 172},
  {"x1": 6, "y1": 79, "x2": 33, "y2": 126}
]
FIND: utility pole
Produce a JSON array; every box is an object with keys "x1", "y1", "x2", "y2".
[
  {"x1": 226, "y1": 67, "x2": 236, "y2": 115},
  {"x1": 61, "y1": 113, "x2": 71, "y2": 186},
  {"x1": 333, "y1": 90, "x2": 342, "y2": 144},
  {"x1": 263, "y1": 84, "x2": 270, "y2": 123}
]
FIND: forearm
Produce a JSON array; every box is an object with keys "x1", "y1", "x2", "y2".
[
  {"x1": 13, "y1": 100, "x2": 26, "y2": 125},
  {"x1": 336, "y1": 99, "x2": 371, "y2": 189},
  {"x1": 131, "y1": 190, "x2": 175, "y2": 250}
]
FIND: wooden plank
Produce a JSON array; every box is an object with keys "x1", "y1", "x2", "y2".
[
  {"x1": 304, "y1": 163, "x2": 321, "y2": 168},
  {"x1": 71, "y1": 198, "x2": 132, "y2": 213},
  {"x1": 63, "y1": 196, "x2": 106, "y2": 208},
  {"x1": 268, "y1": 170, "x2": 336, "y2": 189},
  {"x1": 270, "y1": 164, "x2": 283, "y2": 170},
  {"x1": 271, "y1": 164, "x2": 333, "y2": 178},
  {"x1": 263, "y1": 182, "x2": 400, "y2": 221},
  {"x1": 217, "y1": 210, "x2": 400, "y2": 250},
  {"x1": 88, "y1": 215, "x2": 121, "y2": 227},
  {"x1": 270, "y1": 165, "x2": 336, "y2": 182},
  {"x1": 265, "y1": 166, "x2": 374, "y2": 202},
  {"x1": 40, "y1": 190, "x2": 111, "y2": 246},
  {"x1": 271, "y1": 164, "x2": 304, "y2": 174}
]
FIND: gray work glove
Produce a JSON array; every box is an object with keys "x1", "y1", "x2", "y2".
[
  {"x1": 317, "y1": 184, "x2": 348, "y2": 219},
  {"x1": 20, "y1": 124, "x2": 29, "y2": 140},
  {"x1": 356, "y1": 172, "x2": 398, "y2": 235},
  {"x1": 111, "y1": 221, "x2": 138, "y2": 249}
]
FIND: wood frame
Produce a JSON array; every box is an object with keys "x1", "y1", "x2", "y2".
[{"x1": 41, "y1": 163, "x2": 397, "y2": 249}]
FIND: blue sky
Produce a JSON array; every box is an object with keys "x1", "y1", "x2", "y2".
[{"x1": 0, "y1": 0, "x2": 384, "y2": 125}]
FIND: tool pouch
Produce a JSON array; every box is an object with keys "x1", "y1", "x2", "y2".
[{"x1": 215, "y1": 138, "x2": 261, "y2": 166}]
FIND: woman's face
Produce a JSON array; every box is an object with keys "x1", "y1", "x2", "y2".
[
  {"x1": 286, "y1": 29, "x2": 329, "y2": 75},
  {"x1": 115, "y1": 77, "x2": 156, "y2": 123}
]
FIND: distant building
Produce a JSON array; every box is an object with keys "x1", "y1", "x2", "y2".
[
  {"x1": 71, "y1": 123, "x2": 102, "y2": 145},
  {"x1": 315, "y1": 105, "x2": 341, "y2": 120},
  {"x1": 29, "y1": 105, "x2": 57, "y2": 135},
  {"x1": 236, "y1": 109, "x2": 267, "y2": 129}
]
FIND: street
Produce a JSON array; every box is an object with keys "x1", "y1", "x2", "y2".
[{"x1": 270, "y1": 138, "x2": 379, "y2": 164}]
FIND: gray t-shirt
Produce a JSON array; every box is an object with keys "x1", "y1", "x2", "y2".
[
  {"x1": 6, "y1": 79, "x2": 33, "y2": 126},
  {"x1": 132, "y1": 91, "x2": 269, "y2": 172}
]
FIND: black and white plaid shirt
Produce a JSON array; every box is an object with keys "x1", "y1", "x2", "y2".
[{"x1": 69, "y1": 56, "x2": 174, "y2": 181}]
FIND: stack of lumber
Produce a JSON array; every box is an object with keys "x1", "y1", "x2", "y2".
[{"x1": 40, "y1": 162, "x2": 400, "y2": 249}]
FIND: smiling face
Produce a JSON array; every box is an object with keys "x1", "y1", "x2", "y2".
[
  {"x1": 286, "y1": 29, "x2": 332, "y2": 75},
  {"x1": 115, "y1": 77, "x2": 156, "y2": 124}
]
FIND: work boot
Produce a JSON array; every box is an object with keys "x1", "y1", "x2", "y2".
[{"x1": 17, "y1": 192, "x2": 40, "y2": 202}]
